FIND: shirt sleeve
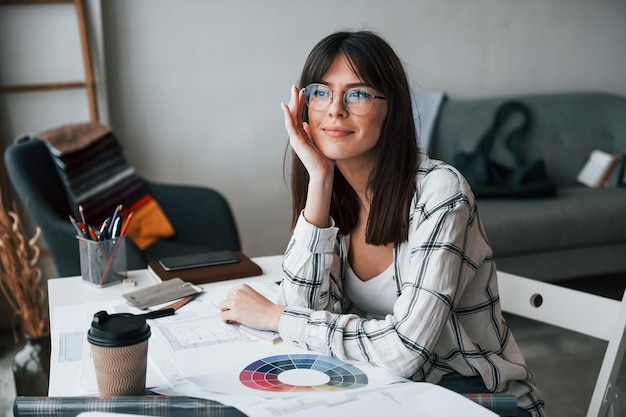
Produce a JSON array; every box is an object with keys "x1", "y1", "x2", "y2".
[
  {"x1": 278, "y1": 168, "x2": 480, "y2": 379},
  {"x1": 279, "y1": 212, "x2": 342, "y2": 312}
]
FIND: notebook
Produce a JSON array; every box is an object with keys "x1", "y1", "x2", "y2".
[{"x1": 147, "y1": 251, "x2": 263, "y2": 285}]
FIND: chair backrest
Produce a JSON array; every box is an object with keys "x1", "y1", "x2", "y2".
[
  {"x1": 4, "y1": 137, "x2": 242, "y2": 277},
  {"x1": 4, "y1": 138, "x2": 82, "y2": 276},
  {"x1": 498, "y1": 272, "x2": 626, "y2": 417}
]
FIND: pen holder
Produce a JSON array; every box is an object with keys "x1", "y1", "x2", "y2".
[{"x1": 78, "y1": 236, "x2": 127, "y2": 287}]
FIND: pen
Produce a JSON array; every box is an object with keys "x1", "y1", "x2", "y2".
[
  {"x1": 88, "y1": 225, "x2": 99, "y2": 242},
  {"x1": 77, "y1": 222, "x2": 88, "y2": 238},
  {"x1": 69, "y1": 215, "x2": 86, "y2": 238},
  {"x1": 111, "y1": 216, "x2": 122, "y2": 239},
  {"x1": 108, "y1": 204, "x2": 122, "y2": 237},
  {"x1": 119, "y1": 211, "x2": 134, "y2": 236},
  {"x1": 98, "y1": 230, "x2": 124, "y2": 286},
  {"x1": 88, "y1": 225, "x2": 110, "y2": 259},
  {"x1": 99, "y1": 217, "x2": 111, "y2": 240},
  {"x1": 139, "y1": 308, "x2": 175, "y2": 320},
  {"x1": 79, "y1": 205, "x2": 88, "y2": 232}
]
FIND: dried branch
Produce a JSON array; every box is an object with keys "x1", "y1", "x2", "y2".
[{"x1": 0, "y1": 191, "x2": 47, "y2": 339}]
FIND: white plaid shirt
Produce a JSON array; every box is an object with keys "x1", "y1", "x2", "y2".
[{"x1": 278, "y1": 154, "x2": 545, "y2": 416}]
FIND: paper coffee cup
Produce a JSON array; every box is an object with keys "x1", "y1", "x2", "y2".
[{"x1": 87, "y1": 311, "x2": 151, "y2": 397}]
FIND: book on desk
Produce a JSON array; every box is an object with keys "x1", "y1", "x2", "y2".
[{"x1": 147, "y1": 250, "x2": 263, "y2": 285}]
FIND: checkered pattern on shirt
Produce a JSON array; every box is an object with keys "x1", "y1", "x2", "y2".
[{"x1": 278, "y1": 155, "x2": 545, "y2": 417}]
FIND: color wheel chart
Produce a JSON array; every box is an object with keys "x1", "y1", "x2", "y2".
[{"x1": 239, "y1": 353, "x2": 368, "y2": 392}]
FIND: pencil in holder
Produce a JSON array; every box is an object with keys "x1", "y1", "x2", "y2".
[{"x1": 78, "y1": 236, "x2": 127, "y2": 287}]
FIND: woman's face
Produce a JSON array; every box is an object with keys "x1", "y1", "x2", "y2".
[{"x1": 307, "y1": 54, "x2": 387, "y2": 168}]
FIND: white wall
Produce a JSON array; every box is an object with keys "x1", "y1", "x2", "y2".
[{"x1": 2, "y1": 0, "x2": 626, "y2": 260}]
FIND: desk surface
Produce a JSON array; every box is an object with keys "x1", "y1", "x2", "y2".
[
  {"x1": 50, "y1": 257, "x2": 612, "y2": 340},
  {"x1": 48, "y1": 255, "x2": 283, "y2": 311},
  {"x1": 45, "y1": 254, "x2": 502, "y2": 417},
  {"x1": 47, "y1": 255, "x2": 283, "y2": 397}
]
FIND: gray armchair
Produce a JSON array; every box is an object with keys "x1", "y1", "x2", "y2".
[{"x1": 4, "y1": 138, "x2": 241, "y2": 277}]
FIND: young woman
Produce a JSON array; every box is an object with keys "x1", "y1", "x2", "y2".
[{"x1": 220, "y1": 30, "x2": 545, "y2": 417}]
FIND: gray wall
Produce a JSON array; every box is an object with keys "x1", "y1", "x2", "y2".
[{"x1": 2, "y1": 0, "x2": 626, "y2": 262}]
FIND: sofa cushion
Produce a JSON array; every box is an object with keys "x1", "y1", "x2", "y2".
[
  {"x1": 478, "y1": 186, "x2": 626, "y2": 256},
  {"x1": 432, "y1": 92, "x2": 626, "y2": 187}
]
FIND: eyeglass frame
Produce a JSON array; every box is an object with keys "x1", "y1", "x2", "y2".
[{"x1": 303, "y1": 83, "x2": 386, "y2": 116}]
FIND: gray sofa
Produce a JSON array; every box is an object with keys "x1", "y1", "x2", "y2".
[{"x1": 430, "y1": 92, "x2": 626, "y2": 282}]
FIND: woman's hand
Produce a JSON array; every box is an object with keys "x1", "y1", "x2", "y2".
[
  {"x1": 281, "y1": 86, "x2": 335, "y2": 182},
  {"x1": 282, "y1": 86, "x2": 335, "y2": 228},
  {"x1": 219, "y1": 284, "x2": 285, "y2": 331}
]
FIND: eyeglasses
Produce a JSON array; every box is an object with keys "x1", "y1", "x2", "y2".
[{"x1": 303, "y1": 83, "x2": 386, "y2": 116}]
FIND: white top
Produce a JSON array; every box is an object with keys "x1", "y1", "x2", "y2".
[{"x1": 344, "y1": 262, "x2": 396, "y2": 319}]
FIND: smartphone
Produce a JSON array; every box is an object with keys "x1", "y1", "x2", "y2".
[{"x1": 159, "y1": 250, "x2": 239, "y2": 271}]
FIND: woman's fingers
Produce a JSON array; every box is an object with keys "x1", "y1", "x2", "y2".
[
  {"x1": 282, "y1": 87, "x2": 308, "y2": 143},
  {"x1": 281, "y1": 102, "x2": 299, "y2": 140},
  {"x1": 281, "y1": 85, "x2": 335, "y2": 187},
  {"x1": 288, "y1": 85, "x2": 304, "y2": 126},
  {"x1": 303, "y1": 122, "x2": 311, "y2": 140},
  {"x1": 219, "y1": 284, "x2": 284, "y2": 331},
  {"x1": 281, "y1": 87, "x2": 316, "y2": 155}
]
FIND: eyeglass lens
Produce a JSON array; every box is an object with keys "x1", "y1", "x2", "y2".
[{"x1": 304, "y1": 84, "x2": 379, "y2": 115}]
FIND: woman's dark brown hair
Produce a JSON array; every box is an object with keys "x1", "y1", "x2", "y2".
[{"x1": 289, "y1": 30, "x2": 419, "y2": 245}]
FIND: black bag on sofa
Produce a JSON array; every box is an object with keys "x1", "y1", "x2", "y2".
[{"x1": 454, "y1": 100, "x2": 556, "y2": 198}]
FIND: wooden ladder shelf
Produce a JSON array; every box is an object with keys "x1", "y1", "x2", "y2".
[{"x1": 0, "y1": 0, "x2": 99, "y2": 121}]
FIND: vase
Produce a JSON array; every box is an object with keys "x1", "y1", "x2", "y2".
[{"x1": 12, "y1": 333, "x2": 51, "y2": 396}]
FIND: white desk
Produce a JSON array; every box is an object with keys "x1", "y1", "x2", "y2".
[
  {"x1": 47, "y1": 255, "x2": 284, "y2": 397},
  {"x1": 44, "y1": 255, "x2": 502, "y2": 417},
  {"x1": 48, "y1": 255, "x2": 284, "y2": 313}
]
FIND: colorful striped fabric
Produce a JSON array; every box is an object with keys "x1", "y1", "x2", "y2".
[
  {"x1": 37, "y1": 122, "x2": 174, "y2": 249},
  {"x1": 13, "y1": 395, "x2": 244, "y2": 417},
  {"x1": 13, "y1": 393, "x2": 519, "y2": 416}
]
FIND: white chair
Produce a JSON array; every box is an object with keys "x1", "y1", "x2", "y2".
[{"x1": 498, "y1": 272, "x2": 626, "y2": 417}]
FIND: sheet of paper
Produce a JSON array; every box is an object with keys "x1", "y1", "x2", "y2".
[
  {"x1": 153, "y1": 382, "x2": 496, "y2": 417},
  {"x1": 147, "y1": 280, "x2": 407, "y2": 399},
  {"x1": 50, "y1": 300, "x2": 170, "y2": 396},
  {"x1": 51, "y1": 275, "x2": 495, "y2": 417},
  {"x1": 239, "y1": 382, "x2": 498, "y2": 417}
]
